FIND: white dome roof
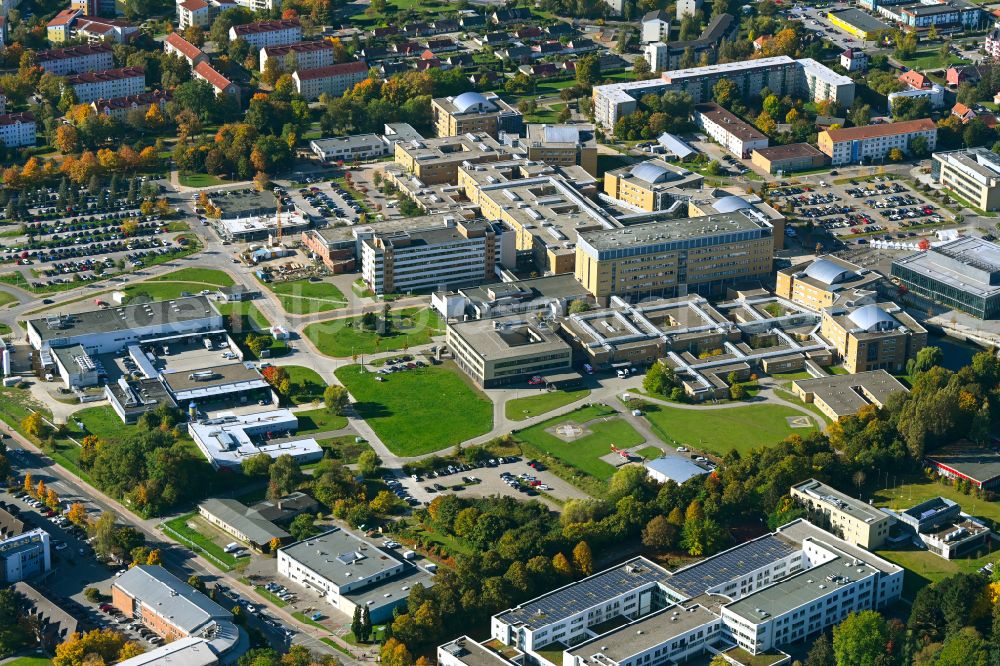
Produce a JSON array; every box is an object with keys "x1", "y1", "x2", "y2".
[
  {"x1": 713, "y1": 195, "x2": 751, "y2": 213},
  {"x1": 631, "y1": 162, "x2": 674, "y2": 184},
  {"x1": 848, "y1": 305, "x2": 897, "y2": 332},
  {"x1": 804, "y1": 258, "x2": 856, "y2": 285},
  {"x1": 452, "y1": 91, "x2": 495, "y2": 113}
]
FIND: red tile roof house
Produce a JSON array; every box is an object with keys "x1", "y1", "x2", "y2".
[
  {"x1": 946, "y1": 65, "x2": 979, "y2": 87},
  {"x1": 951, "y1": 102, "x2": 977, "y2": 123},
  {"x1": 899, "y1": 70, "x2": 930, "y2": 90},
  {"x1": 164, "y1": 32, "x2": 208, "y2": 67},
  {"x1": 193, "y1": 61, "x2": 238, "y2": 96}
]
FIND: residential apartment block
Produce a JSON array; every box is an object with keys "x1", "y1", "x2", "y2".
[
  {"x1": 892, "y1": 236, "x2": 1000, "y2": 319},
  {"x1": 259, "y1": 41, "x2": 335, "y2": 73},
  {"x1": 819, "y1": 302, "x2": 927, "y2": 373},
  {"x1": 790, "y1": 479, "x2": 892, "y2": 549},
  {"x1": 431, "y1": 91, "x2": 523, "y2": 138},
  {"x1": 164, "y1": 32, "x2": 208, "y2": 67},
  {"x1": 932, "y1": 147, "x2": 1000, "y2": 212},
  {"x1": 640, "y1": 9, "x2": 670, "y2": 43},
  {"x1": 37, "y1": 43, "x2": 114, "y2": 75},
  {"x1": 177, "y1": 0, "x2": 211, "y2": 28},
  {"x1": 360, "y1": 219, "x2": 503, "y2": 295},
  {"x1": 575, "y1": 209, "x2": 776, "y2": 301},
  {"x1": 817, "y1": 118, "x2": 937, "y2": 165},
  {"x1": 292, "y1": 61, "x2": 368, "y2": 101},
  {"x1": 75, "y1": 17, "x2": 139, "y2": 44},
  {"x1": 593, "y1": 56, "x2": 854, "y2": 130},
  {"x1": 229, "y1": 19, "x2": 301, "y2": 50},
  {"x1": 0, "y1": 529, "x2": 50, "y2": 582},
  {"x1": 464, "y1": 520, "x2": 901, "y2": 665},
  {"x1": 46, "y1": 8, "x2": 79, "y2": 42},
  {"x1": 193, "y1": 61, "x2": 238, "y2": 96},
  {"x1": 603, "y1": 159, "x2": 703, "y2": 211},
  {"x1": 693, "y1": 102, "x2": 769, "y2": 158},
  {"x1": 0, "y1": 112, "x2": 36, "y2": 148},
  {"x1": 448, "y1": 315, "x2": 573, "y2": 387},
  {"x1": 643, "y1": 13, "x2": 736, "y2": 71},
  {"x1": 66, "y1": 67, "x2": 145, "y2": 104}
]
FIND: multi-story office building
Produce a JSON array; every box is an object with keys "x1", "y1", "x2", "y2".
[
  {"x1": 164, "y1": 32, "x2": 208, "y2": 67},
  {"x1": 818, "y1": 118, "x2": 937, "y2": 165},
  {"x1": 593, "y1": 56, "x2": 854, "y2": 130},
  {"x1": 278, "y1": 527, "x2": 435, "y2": 623},
  {"x1": 448, "y1": 315, "x2": 573, "y2": 387},
  {"x1": 0, "y1": 529, "x2": 50, "y2": 582},
  {"x1": 260, "y1": 41, "x2": 334, "y2": 73},
  {"x1": 776, "y1": 256, "x2": 882, "y2": 311},
  {"x1": 603, "y1": 159, "x2": 704, "y2": 211},
  {"x1": 880, "y1": 0, "x2": 986, "y2": 32},
  {"x1": 932, "y1": 148, "x2": 1000, "y2": 212},
  {"x1": 790, "y1": 479, "x2": 892, "y2": 549},
  {"x1": 472, "y1": 519, "x2": 902, "y2": 664},
  {"x1": 0, "y1": 112, "x2": 35, "y2": 148},
  {"x1": 112, "y1": 565, "x2": 248, "y2": 662},
  {"x1": 693, "y1": 102, "x2": 769, "y2": 158},
  {"x1": 66, "y1": 67, "x2": 145, "y2": 104},
  {"x1": 360, "y1": 219, "x2": 503, "y2": 295},
  {"x1": 193, "y1": 61, "x2": 238, "y2": 96},
  {"x1": 575, "y1": 209, "x2": 776, "y2": 301},
  {"x1": 394, "y1": 132, "x2": 505, "y2": 185},
  {"x1": 819, "y1": 302, "x2": 926, "y2": 373},
  {"x1": 310, "y1": 133, "x2": 391, "y2": 163},
  {"x1": 892, "y1": 236, "x2": 1000, "y2": 319},
  {"x1": 292, "y1": 61, "x2": 368, "y2": 101},
  {"x1": 431, "y1": 91, "x2": 523, "y2": 138},
  {"x1": 37, "y1": 43, "x2": 114, "y2": 75},
  {"x1": 643, "y1": 13, "x2": 735, "y2": 71},
  {"x1": 229, "y1": 19, "x2": 301, "y2": 50},
  {"x1": 513, "y1": 124, "x2": 598, "y2": 175}
]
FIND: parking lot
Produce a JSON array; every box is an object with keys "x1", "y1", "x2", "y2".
[{"x1": 290, "y1": 180, "x2": 363, "y2": 226}]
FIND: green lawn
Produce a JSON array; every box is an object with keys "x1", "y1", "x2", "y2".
[
  {"x1": 334, "y1": 364, "x2": 493, "y2": 456},
  {"x1": 515, "y1": 405, "x2": 645, "y2": 480},
  {"x1": 295, "y1": 407, "x2": 349, "y2": 435},
  {"x1": 151, "y1": 268, "x2": 234, "y2": 286},
  {"x1": 123, "y1": 281, "x2": 213, "y2": 302},
  {"x1": 216, "y1": 301, "x2": 271, "y2": 330},
  {"x1": 636, "y1": 445, "x2": 665, "y2": 459},
  {"x1": 314, "y1": 435, "x2": 372, "y2": 465},
  {"x1": 641, "y1": 403, "x2": 816, "y2": 457},
  {"x1": 179, "y1": 173, "x2": 231, "y2": 187},
  {"x1": 70, "y1": 405, "x2": 200, "y2": 456},
  {"x1": 268, "y1": 279, "x2": 347, "y2": 315},
  {"x1": 4, "y1": 657, "x2": 53, "y2": 666},
  {"x1": 896, "y1": 49, "x2": 969, "y2": 72},
  {"x1": 161, "y1": 512, "x2": 240, "y2": 571},
  {"x1": 0, "y1": 290, "x2": 17, "y2": 307},
  {"x1": 505, "y1": 389, "x2": 591, "y2": 421},
  {"x1": 283, "y1": 366, "x2": 328, "y2": 406},
  {"x1": 305, "y1": 307, "x2": 445, "y2": 357}
]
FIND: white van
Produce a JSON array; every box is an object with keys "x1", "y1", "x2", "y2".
[{"x1": 223, "y1": 542, "x2": 240, "y2": 553}]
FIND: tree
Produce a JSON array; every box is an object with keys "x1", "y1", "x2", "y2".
[
  {"x1": 713, "y1": 79, "x2": 737, "y2": 108},
  {"x1": 146, "y1": 549, "x2": 162, "y2": 565},
  {"x1": 269, "y1": 455, "x2": 304, "y2": 498},
  {"x1": 888, "y1": 148, "x2": 904, "y2": 162},
  {"x1": 680, "y1": 518, "x2": 725, "y2": 556},
  {"x1": 641, "y1": 515, "x2": 677, "y2": 550},
  {"x1": 241, "y1": 453, "x2": 273, "y2": 477},
  {"x1": 909, "y1": 346, "x2": 943, "y2": 375},
  {"x1": 55, "y1": 125, "x2": 80, "y2": 154},
  {"x1": 289, "y1": 513, "x2": 318, "y2": 542},
  {"x1": 832, "y1": 611, "x2": 890, "y2": 666},
  {"x1": 53, "y1": 629, "x2": 134, "y2": 666},
  {"x1": 323, "y1": 385, "x2": 349, "y2": 414},
  {"x1": 357, "y1": 450, "x2": 382, "y2": 476},
  {"x1": 575, "y1": 54, "x2": 601, "y2": 87},
  {"x1": 22, "y1": 412, "x2": 50, "y2": 439},
  {"x1": 935, "y1": 627, "x2": 988, "y2": 666},
  {"x1": 910, "y1": 135, "x2": 930, "y2": 158},
  {"x1": 804, "y1": 633, "x2": 835, "y2": 666},
  {"x1": 187, "y1": 575, "x2": 206, "y2": 593},
  {"x1": 360, "y1": 605, "x2": 372, "y2": 643},
  {"x1": 552, "y1": 552, "x2": 573, "y2": 579},
  {"x1": 352, "y1": 606, "x2": 364, "y2": 643},
  {"x1": 67, "y1": 502, "x2": 88, "y2": 526},
  {"x1": 572, "y1": 541, "x2": 593, "y2": 577},
  {"x1": 643, "y1": 361, "x2": 676, "y2": 395},
  {"x1": 755, "y1": 111, "x2": 777, "y2": 135},
  {"x1": 730, "y1": 383, "x2": 747, "y2": 400},
  {"x1": 370, "y1": 490, "x2": 403, "y2": 515}
]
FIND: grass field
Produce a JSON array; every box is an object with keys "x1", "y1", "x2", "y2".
[
  {"x1": 215, "y1": 301, "x2": 271, "y2": 330},
  {"x1": 896, "y1": 49, "x2": 969, "y2": 72},
  {"x1": 334, "y1": 364, "x2": 492, "y2": 456},
  {"x1": 4, "y1": 657, "x2": 53, "y2": 666},
  {"x1": 305, "y1": 307, "x2": 445, "y2": 357},
  {"x1": 0, "y1": 290, "x2": 17, "y2": 307},
  {"x1": 637, "y1": 445, "x2": 665, "y2": 459},
  {"x1": 268, "y1": 279, "x2": 346, "y2": 315},
  {"x1": 123, "y1": 281, "x2": 212, "y2": 302},
  {"x1": 295, "y1": 407, "x2": 348, "y2": 435},
  {"x1": 505, "y1": 389, "x2": 591, "y2": 421},
  {"x1": 515, "y1": 405, "x2": 644, "y2": 480},
  {"x1": 283, "y1": 366, "x2": 328, "y2": 406},
  {"x1": 641, "y1": 403, "x2": 815, "y2": 457},
  {"x1": 150, "y1": 268, "x2": 234, "y2": 286},
  {"x1": 162, "y1": 512, "x2": 240, "y2": 571},
  {"x1": 179, "y1": 173, "x2": 231, "y2": 188},
  {"x1": 315, "y1": 435, "x2": 372, "y2": 465}
]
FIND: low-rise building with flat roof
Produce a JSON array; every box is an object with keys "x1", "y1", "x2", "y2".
[
  {"x1": 791, "y1": 370, "x2": 908, "y2": 420},
  {"x1": 892, "y1": 236, "x2": 1000, "y2": 319},
  {"x1": 213, "y1": 211, "x2": 310, "y2": 242},
  {"x1": 827, "y1": 8, "x2": 890, "y2": 40},
  {"x1": 926, "y1": 445, "x2": 1000, "y2": 490},
  {"x1": 188, "y1": 408, "x2": 322, "y2": 470},
  {"x1": 776, "y1": 256, "x2": 882, "y2": 311},
  {"x1": 310, "y1": 134, "x2": 390, "y2": 163},
  {"x1": 198, "y1": 498, "x2": 290, "y2": 551},
  {"x1": 644, "y1": 455, "x2": 710, "y2": 485},
  {"x1": 448, "y1": 315, "x2": 572, "y2": 388},
  {"x1": 575, "y1": 209, "x2": 775, "y2": 301},
  {"x1": 751, "y1": 143, "x2": 828, "y2": 174},
  {"x1": 693, "y1": 102, "x2": 768, "y2": 158},
  {"x1": 932, "y1": 148, "x2": 1000, "y2": 212},
  {"x1": 277, "y1": 527, "x2": 435, "y2": 623},
  {"x1": 819, "y1": 302, "x2": 926, "y2": 374},
  {"x1": 116, "y1": 637, "x2": 219, "y2": 666},
  {"x1": 886, "y1": 496, "x2": 991, "y2": 559},
  {"x1": 431, "y1": 91, "x2": 523, "y2": 138},
  {"x1": 433, "y1": 273, "x2": 593, "y2": 320},
  {"x1": 513, "y1": 124, "x2": 598, "y2": 175},
  {"x1": 603, "y1": 159, "x2": 704, "y2": 212},
  {"x1": 790, "y1": 478, "x2": 893, "y2": 549},
  {"x1": 51, "y1": 344, "x2": 99, "y2": 389},
  {"x1": 394, "y1": 132, "x2": 506, "y2": 185},
  {"x1": 105, "y1": 376, "x2": 177, "y2": 424}
]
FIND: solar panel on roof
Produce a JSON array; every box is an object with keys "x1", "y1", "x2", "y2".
[{"x1": 664, "y1": 535, "x2": 798, "y2": 598}]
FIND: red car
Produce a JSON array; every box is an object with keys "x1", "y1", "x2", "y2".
[{"x1": 528, "y1": 376, "x2": 544, "y2": 385}]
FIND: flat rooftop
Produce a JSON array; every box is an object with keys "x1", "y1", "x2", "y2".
[
  {"x1": 664, "y1": 534, "x2": 799, "y2": 599},
  {"x1": 219, "y1": 211, "x2": 310, "y2": 236},
  {"x1": 791, "y1": 478, "x2": 889, "y2": 524},
  {"x1": 524, "y1": 123, "x2": 597, "y2": 148},
  {"x1": 459, "y1": 273, "x2": 592, "y2": 306},
  {"x1": 496, "y1": 557, "x2": 667, "y2": 630},
  {"x1": 161, "y1": 362, "x2": 266, "y2": 395},
  {"x1": 448, "y1": 316, "x2": 571, "y2": 361},
  {"x1": 894, "y1": 236, "x2": 1000, "y2": 298},
  {"x1": 725, "y1": 556, "x2": 878, "y2": 623},
  {"x1": 578, "y1": 210, "x2": 770, "y2": 255},
  {"x1": 752, "y1": 143, "x2": 826, "y2": 161},
  {"x1": 828, "y1": 8, "x2": 890, "y2": 33},
  {"x1": 926, "y1": 445, "x2": 1000, "y2": 484},
  {"x1": 188, "y1": 408, "x2": 322, "y2": 467},
  {"x1": 280, "y1": 527, "x2": 417, "y2": 583},
  {"x1": 935, "y1": 148, "x2": 1000, "y2": 184},
  {"x1": 775, "y1": 519, "x2": 902, "y2": 575},
  {"x1": 208, "y1": 188, "x2": 278, "y2": 216},
  {"x1": 29, "y1": 295, "x2": 219, "y2": 344},
  {"x1": 439, "y1": 637, "x2": 512, "y2": 666},
  {"x1": 114, "y1": 565, "x2": 232, "y2": 634},
  {"x1": 567, "y1": 605, "x2": 718, "y2": 663},
  {"x1": 792, "y1": 370, "x2": 908, "y2": 416}
]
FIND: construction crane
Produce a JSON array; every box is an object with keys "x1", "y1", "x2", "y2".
[{"x1": 273, "y1": 187, "x2": 283, "y2": 243}]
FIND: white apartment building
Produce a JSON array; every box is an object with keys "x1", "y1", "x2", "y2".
[
  {"x1": 693, "y1": 102, "x2": 768, "y2": 158},
  {"x1": 790, "y1": 479, "x2": 892, "y2": 549},
  {"x1": 292, "y1": 60, "x2": 368, "y2": 101},
  {"x1": 233, "y1": 0, "x2": 273, "y2": 11},
  {"x1": 229, "y1": 19, "x2": 301, "y2": 51},
  {"x1": 818, "y1": 118, "x2": 937, "y2": 165},
  {"x1": 66, "y1": 67, "x2": 145, "y2": 104},
  {"x1": 164, "y1": 32, "x2": 208, "y2": 67},
  {"x1": 888, "y1": 84, "x2": 945, "y2": 111},
  {"x1": 932, "y1": 147, "x2": 1000, "y2": 212},
  {"x1": 177, "y1": 0, "x2": 210, "y2": 28},
  {"x1": 37, "y1": 43, "x2": 114, "y2": 75},
  {"x1": 676, "y1": 0, "x2": 701, "y2": 19},
  {"x1": 644, "y1": 42, "x2": 670, "y2": 72},
  {"x1": 0, "y1": 112, "x2": 36, "y2": 148},
  {"x1": 798, "y1": 58, "x2": 856, "y2": 108},
  {"x1": 259, "y1": 40, "x2": 335, "y2": 73},
  {"x1": 641, "y1": 10, "x2": 670, "y2": 43},
  {"x1": 359, "y1": 219, "x2": 500, "y2": 295}
]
